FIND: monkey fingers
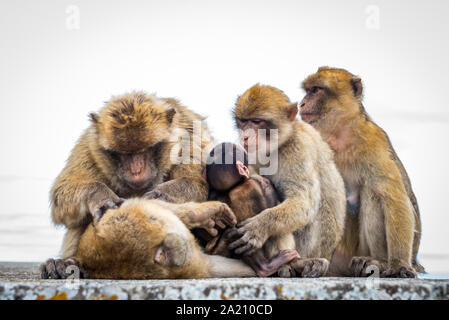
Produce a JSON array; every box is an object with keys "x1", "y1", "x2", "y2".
[
  {"x1": 198, "y1": 202, "x2": 237, "y2": 230},
  {"x1": 143, "y1": 190, "x2": 177, "y2": 203},
  {"x1": 381, "y1": 266, "x2": 416, "y2": 279},
  {"x1": 291, "y1": 258, "x2": 330, "y2": 278},
  {"x1": 40, "y1": 258, "x2": 89, "y2": 279},
  {"x1": 93, "y1": 198, "x2": 124, "y2": 222},
  {"x1": 349, "y1": 256, "x2": 387, "y2": 277}
]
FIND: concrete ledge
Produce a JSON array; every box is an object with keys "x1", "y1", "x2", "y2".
[{"x1": 1, "y1": 262, "x2": 448, "y2": 300}]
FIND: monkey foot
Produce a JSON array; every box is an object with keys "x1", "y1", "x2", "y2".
[
  {"x1": 40, "y1": 258, "x2": 89, "y2": 279},
  {"x1": 349, "y1": 256, "x2": 385, "y2": 277},
  {"x1": 349, "y1": 256, "x2": 416, "y2": 278},
  {"x1": 290, "y1": 257, "x2": 330, "y2": 278},
  {"x1": 381, "y1": 266, "x2": 417, "y2": 278},
  {"x1": 245, "y1": 250, "x2": 299, "y2": 278}
]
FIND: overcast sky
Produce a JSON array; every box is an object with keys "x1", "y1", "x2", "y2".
[{"x1": 0, "y1": 0, "x2": 448, "y2": 273}]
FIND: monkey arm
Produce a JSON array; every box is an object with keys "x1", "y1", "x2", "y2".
[
  {"x1": 152, "y1": 200, "x2": 236, "y2": 236},
  {"x1": 368, "y1": 176, "x2": 415, "y2": 269},
  {"x1": 261, "y1": 174, "x2": 321, "y2": 236},
  {"x1": 228, "y1": 176, "x2": 320, "y2": 255},
  {"x1": 50, "y1": 140, "x2": 120, "y2": 228},
  {"x1": 147, "y1": 164, "x2": 209, "y2": 203}
]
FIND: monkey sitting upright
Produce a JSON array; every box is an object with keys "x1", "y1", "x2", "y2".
[
  {"x1": 300, "y1": 67, "x2": 423, "y2": 278},
  {"x1": 76, "y1": 198, "x2": 260, "y2": 279},
  {"x1": 199, "y1": 142, "x2": 299, "y2": 277},
  {"x1": 41, "y1": 91, "x2": 214, "y2": 279}
]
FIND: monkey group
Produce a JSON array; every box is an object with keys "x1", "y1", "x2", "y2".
[{"x1": 40, "y1": 67, "x2": 423, "y2": 280}]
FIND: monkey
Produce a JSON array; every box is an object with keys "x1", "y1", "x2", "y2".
[
  {"x1": 227, "y1": 84, "x2": 347, "y2": 278},
  {"x1": 40, "y1": 91, "x2": 214, "y2": 279},
  {"x1": 199, "y1": 142, "x2": 299, "y2": 277},
  {"x1": 75, "y1": 198, "x2": 297, "y2": 279},
  {"x1": 299, "y1": 67, "x2": 424, "y2": 278}
]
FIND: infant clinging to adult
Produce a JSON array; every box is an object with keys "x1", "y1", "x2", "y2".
[{"x1": 202, "y1": 142, "x2": 298, "y2": 277}]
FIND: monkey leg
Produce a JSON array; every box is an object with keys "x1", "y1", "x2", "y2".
[
  {"x1": 263, "y1": 233, "x2": 298, "y2": 278},
  {"x1": 357, "y1": 187, "x2": 417, "y2": 279},
  {"x1": 206, "y1": 255, "x2": 257, "y2": 278},
  {"x1": 243, "y1": 250, "x2": 299, "y2": 278},
  {"x1": 290, "y1": 258, "x2": 330, "y2": 278}
]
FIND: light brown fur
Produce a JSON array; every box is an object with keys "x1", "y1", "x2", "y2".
[
  {"x1": 229, "y1": 84, "x2": 346, "y2": 277},
  {"x1": 77, "y1": 199, "x2": 255, "y2": 279},
  {"x1": 300, "y1": 67, "x2": 423, "y2": 277},
  {"x1": 41, "y1": 92, "x2": 214, "y2": 278}
]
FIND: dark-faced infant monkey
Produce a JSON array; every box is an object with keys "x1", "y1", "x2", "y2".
[{"x1": 201, "y1": 142, "x2": 299, "y2": 277}]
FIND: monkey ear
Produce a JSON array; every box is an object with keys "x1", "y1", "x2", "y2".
[
  {"x1": 89, "y1": 112, "x2": 99, "y2": 124},
  {"x1": 165, "y1": 108, "x2": 176, "y2": 124},
  {"x1": 154, "y1": 245, "x2": 169, "y2": 266},
  {"x1": 286, "y1": 103, "x2": 298, "y2": 121},
  {"x1": 351, "y1": 77, "x2": 363, "y2": 99},
  {"x1": 236, "y1": 161, "x2": 250, "y2": 179},
  {"x1": 202, "y1": 168, "x2": 207, "y2": 181}
]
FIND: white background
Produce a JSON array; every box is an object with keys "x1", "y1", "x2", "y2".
[{"x1": 0, "y1": 0, "x2": 448, "y2": 274}]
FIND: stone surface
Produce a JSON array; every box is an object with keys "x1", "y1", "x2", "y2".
[{"x1": 0, "y1": 262, "x2": 448, "y2": 300}]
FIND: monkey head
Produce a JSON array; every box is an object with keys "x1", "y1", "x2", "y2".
[
  {"x1": 233, "y1": 84, "x2": 298, "y2": 156},
  {"x1": 205, "y1": 142, "x2": 250, "y2": 192},
  {"x1": 300, "y1": 66, "x2": 363, "y2": 127},
  {"x1": 89, "y1": 92, "x2": 177, "y2": 192},
  {"x1": 78, "y1": 198, "x2": 192, "y2": 279}
]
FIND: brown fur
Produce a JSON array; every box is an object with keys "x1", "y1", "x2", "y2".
[
  {"x1": 300, "y1": 67, "x2": 423, "y2": 277},
  {"x1": 230, "y1": 84, "x2": 347, "y2": 277},
  {"x1": 77, "y1": 199, "x2": 255, "y2": 279},
  {"x1": 42, "y1": 92, "x2": 213, "y2": 278}
]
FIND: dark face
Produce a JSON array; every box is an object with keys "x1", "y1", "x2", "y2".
[
  {"x1": 235, "y1": 118, "x2": 270, "y2": 152},
  {"x1": 299, "y1": 86, "x2": 327, "y2": 124},
  {"x1": 207, "y1": 161, "x2": 250, "y2": 192},
  {"x1": 103, "y1": 144, "x2": 161, "y2": 191}
]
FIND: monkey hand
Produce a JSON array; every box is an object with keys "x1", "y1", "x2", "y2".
[
  {"x1": 143, "y1": 189, "x2": 177, "y2": 203},
  {"x1": 87, "y1": 187, "x2": 124, "y2": 222},
  {"x1": 40, "y1": 258, "x2": 89, "y2": 279},
  {"x1": 226, "y1": 216, "x2": 268, "y2": 256},
  {"x1": 190, "y1": 202, "x2": 237, "y2": 237}
]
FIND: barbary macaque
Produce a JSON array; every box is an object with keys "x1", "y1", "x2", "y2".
[
  {"x1": 228, "y1": 84, "x2": 347, "y2": 277},
  {"x1": 76, "y1": 198, "x2": 259, "y2": 279},
  {"x1": 300, "y1": 67, "x2": 423, "y2": 278},
  {"x1": 40, "y1": 91, "x2": 214, "y2": 279},
  {"x1": 201, "y1": 142, "x2": 299, "y2": 277}
]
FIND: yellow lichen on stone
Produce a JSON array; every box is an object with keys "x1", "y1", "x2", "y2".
[{"x1": 48, "y1": 292, "x2": 68, "y2": 300}]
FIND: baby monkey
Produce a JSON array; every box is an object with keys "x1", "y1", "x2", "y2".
[{"x1": 202, "y1": 142, "x2": 299, "y2": 277}]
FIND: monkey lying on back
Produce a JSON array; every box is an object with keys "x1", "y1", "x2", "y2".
[
  {"x1": 77, "y1": 198, "x2": 289, "y2": 279},
  {"x1": 200, "y1": 142, "x2": 299, "y2": 277}
]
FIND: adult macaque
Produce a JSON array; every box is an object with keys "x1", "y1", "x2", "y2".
[
  {"x1": 201, "y1": 142, "x2": 299, "y2": 277},
  {"x1": 74, "y1": 198, "x2": 261, "y2": 279},
  {"x1": 228, "y1": 84, "x2": 346, "y2": 277},
  {"x1": 40, "y1": 92, "x2": 213, "y2": 279},
  {"x1": 300, "y1": 67, "x2": 423, "y2": 278}
]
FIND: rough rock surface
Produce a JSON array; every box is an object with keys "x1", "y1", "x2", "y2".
[{"x1": 1, "y1": 262, "x2": 448, "y2": 300}]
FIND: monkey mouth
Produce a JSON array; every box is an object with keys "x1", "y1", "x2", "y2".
[
  {"x1": 300, "y1": 112, "x2": 321, "y2": 123},
  {"x1": 125, "y1": 178, "x2": 151, "y2": 191}
]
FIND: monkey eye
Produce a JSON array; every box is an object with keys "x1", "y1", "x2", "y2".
[
  {"x1": 104, "y1": 149, "x2": 120, "y2": 160},
  {"x1": 310, "y1": 86, "x2": 322, "y2": 94},
  {"x1": 251, "y1": 119, "x2": 264, "y2": 125}
]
